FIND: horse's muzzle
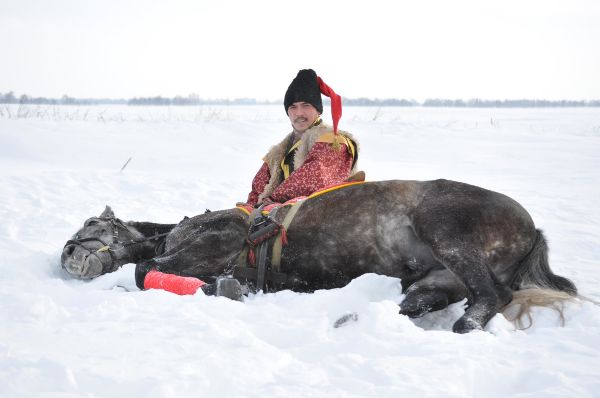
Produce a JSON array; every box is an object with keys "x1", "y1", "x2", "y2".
[{"x1": 61, "y1": 245, "x2": 104, "y2": 279}]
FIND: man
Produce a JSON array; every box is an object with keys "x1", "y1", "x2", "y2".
[{"x1": 246, "y1": 69, "x2": 359, "y2": 207}]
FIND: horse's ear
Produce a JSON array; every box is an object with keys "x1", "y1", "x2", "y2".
[{"x1": 100, "y1": 205, "x2": 115, "y2": 219}]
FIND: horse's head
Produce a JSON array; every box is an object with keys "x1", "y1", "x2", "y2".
[{"x1": 62, "y1": 206, "x2": 144, "y2": 279}]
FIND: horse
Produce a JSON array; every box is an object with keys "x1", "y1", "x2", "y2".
[
  {"x1": 61, "y1": 206, "x2": 176, "y2": 279},
  {"x1": 62, "y1": 179, "x2": 577, "y2": 333}
]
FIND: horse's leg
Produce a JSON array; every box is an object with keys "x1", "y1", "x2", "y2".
[
  {"x1": 427, "y1": 243, "x2": 512, "y2": 333},
  {"x1": 135, "y1": 261, "x2": 154, "y2": 289},
  {"x1": 134, "y1": 245, "x2": 244, "y2": 301},
  {"x1": 400, "y1": 269, "x2": 468, "y2": 318},
  {"x1": 134, "y1": 246, "x2": 209, "y2": 290}
]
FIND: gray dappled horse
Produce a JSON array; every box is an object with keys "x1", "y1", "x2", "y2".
[{"x1": 62, "y1": 179, "x2": 577, "y2": 333}]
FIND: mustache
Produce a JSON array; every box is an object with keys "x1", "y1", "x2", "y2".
[{"x1": 293, "y1": 116, "x2": 308, "y2": 123}]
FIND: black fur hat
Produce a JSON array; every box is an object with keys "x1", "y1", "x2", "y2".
[{"x1": 284, "y1": 69, "x2": 323, "y2": 114}]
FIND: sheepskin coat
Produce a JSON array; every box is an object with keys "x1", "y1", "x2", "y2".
[{"x1": 246, "y1": 122, "x2": 358, "y2": 206}]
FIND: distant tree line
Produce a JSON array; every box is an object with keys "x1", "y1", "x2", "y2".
[
  {"x1": 422, "y1": 98, "x2": 600, "y2": 107},
  {"x1": 2, "y1": 91, "x2": 599, "y2": 107},
  {"x1": 0, "y1": 91, "x2": 126, "y2": 105},
  {"x1": 127, "y1": 95, "x2": 260, "y2": 106}
]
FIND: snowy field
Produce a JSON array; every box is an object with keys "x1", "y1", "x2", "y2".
[{"x1": 1, "y1": 104, "x2": 600, "y2": 397}]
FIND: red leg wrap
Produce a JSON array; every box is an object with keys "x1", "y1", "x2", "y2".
[{"x1": 143, "y1": 270, "x2": 206, "y2": 295}]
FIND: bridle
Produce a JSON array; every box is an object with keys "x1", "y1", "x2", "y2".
[{"x1": 64, "y1": 217, "x2": 170, "y2": 272}]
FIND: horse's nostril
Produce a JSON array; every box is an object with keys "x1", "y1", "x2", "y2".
[{"x1": 64, "y1": 245, "x2": 75, "y2": 256}]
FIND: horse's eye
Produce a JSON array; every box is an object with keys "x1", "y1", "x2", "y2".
[{"x1": 85, "y1": 219, "x2": 99, "y2": 227}]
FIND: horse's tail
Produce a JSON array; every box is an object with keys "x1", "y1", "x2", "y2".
[
  {"x1": 502, "y1": 288, "x2": 577, "y2": 329},
  {"x1": 511, "y1": 229, "x2": 577, "y2": 295},
  {"x1": 503, "y1": 229, "x2": 578, "y2": 329}
]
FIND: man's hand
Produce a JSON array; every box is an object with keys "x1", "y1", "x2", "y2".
[{"x1": 257, "y1": 196, "x2": 276, "y2": 207}]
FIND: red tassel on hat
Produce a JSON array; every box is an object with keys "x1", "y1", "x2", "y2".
[{"x1": 317, "y1": 76, "x2": 342, "y2": 134}]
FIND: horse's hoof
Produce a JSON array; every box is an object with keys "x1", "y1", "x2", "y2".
[
  {"x1": 216, "y1": 277, "x2": 244, "y2": 302},
  {"x1": 399, "y1": 288, "x2": 450, "y2": 319},
  {"x1": 399, "y1": 305, "x2": 429, "y2": 318},
  {"x1": 452, "y1": 317, "x2": 483, "y2": 334}
]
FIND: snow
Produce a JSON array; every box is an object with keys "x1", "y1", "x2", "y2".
[{"x1": 1, "y1": 104, "x2": 600, "y2": 397}]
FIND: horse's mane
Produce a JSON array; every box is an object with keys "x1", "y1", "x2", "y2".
[{"x1": 127, "y1": 220, "x2": 177, "y2": 237}]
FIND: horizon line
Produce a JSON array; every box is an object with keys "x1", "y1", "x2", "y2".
[{"x1": 1, "y1": 91, "x2": 599, "y2": 107}]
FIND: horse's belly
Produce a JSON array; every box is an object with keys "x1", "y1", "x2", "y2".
[{"x1": 282, "y1": 222, "x2": 441, "y2": 290}]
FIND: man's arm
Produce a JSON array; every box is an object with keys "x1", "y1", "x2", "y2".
[{"x1": 246, "y1": 162, "x2": 271, "y2": 207}]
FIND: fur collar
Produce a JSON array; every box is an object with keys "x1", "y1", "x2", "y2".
[{"x1": 257, "y1": 122, "x2": 358, "y2": 203}]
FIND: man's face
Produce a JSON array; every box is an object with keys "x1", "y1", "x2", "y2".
[{"x1": 287, "y1": 101, "x2": 320, "y2": 133}]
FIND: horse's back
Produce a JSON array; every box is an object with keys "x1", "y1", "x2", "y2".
[{"x1": 411, "y1": 178, "x2": 536, "y2": 234}]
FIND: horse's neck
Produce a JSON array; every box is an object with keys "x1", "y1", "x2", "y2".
[{"x1": 125, "y1": 221, "x2": 176, "y2": 261}]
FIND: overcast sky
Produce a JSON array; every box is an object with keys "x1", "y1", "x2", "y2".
[{"x1": 1, "y1": 0, "x2": 599, "y2": 101}]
